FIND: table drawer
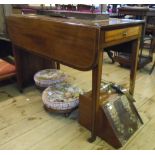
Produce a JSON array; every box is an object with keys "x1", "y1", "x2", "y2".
[{"x1": 104, "y1": 26, "x2": 141, "y2": 43}]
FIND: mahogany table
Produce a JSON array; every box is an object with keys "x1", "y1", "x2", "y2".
[{"x1": 6, "y1": 14, "x2": 144, "y2": 143}]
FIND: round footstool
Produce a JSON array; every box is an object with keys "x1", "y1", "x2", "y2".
[
  {"x1": 34, "y1": 69, "x2": 67, "y2": 89},
  {"x1": 42, "y1": 83, "x2": 83, "y2": 115}
]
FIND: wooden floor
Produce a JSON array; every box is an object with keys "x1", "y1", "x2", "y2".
[{"x1": 0, "y1": 54, "x2": 155, "y2": 150}]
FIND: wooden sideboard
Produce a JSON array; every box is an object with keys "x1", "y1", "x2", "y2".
[{"x1": 6, "y1": 14, "x2": 144, "y2": 146}]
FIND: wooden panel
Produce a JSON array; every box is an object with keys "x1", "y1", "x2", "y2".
[
  {"x1": 13, "y1": 47, "x2": 57, "y2": 89},
  {"x1": 104, "y1": 26, "x2": 141, "y2": 43},
  {"x1": 6, "y1": 15, "x2": 100, "y2": 71}
]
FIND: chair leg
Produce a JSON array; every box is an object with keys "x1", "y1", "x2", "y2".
[
  {"x1": 106, "y1": 50, "x2": 115, "y2": 64},
  {"x1": 150, "y1": 61, "x2": 155, "y2": 75}
]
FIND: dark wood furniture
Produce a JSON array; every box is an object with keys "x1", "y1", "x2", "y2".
[
  {"x1": 59, "y1": 4, "x2": 77, "y2": 11},
  {"x1": 37, "y1": 9, "x2": 109, "y2": 20},
  {"x1": 6, "y1": 14, "x2": 144, "y2": 148},
  {"x1": 79, "y1": 91, "x2": 143, "y2": 148},
  {"x1": 108, "y1": 7, "x2": 155, "y2": 69},
  {"x1": 0, "y1": 38, "x2": 12, "y2": 58},
  {"x1": 0, "y1": 36, "x2": 16, "y2": 82},
  {"x1": 0, "y1": 4, "x2": 12, "y2": 57},
  {"x1": 76, "y1": 4, "x2": 94, "y2": 12},
  {"x1": 0, "y1": 5, "x2": 16, "y2": 81},
  {"x1": 0, "y1": 38, "x2": 16, "y2": 82}
]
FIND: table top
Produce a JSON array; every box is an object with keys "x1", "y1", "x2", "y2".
[
  {"x1": 6, "y1": 14, "x2": 144, "y2": 71},
  {"x1": 8, "y1": 14, "x2": 144, "y2": 29}
]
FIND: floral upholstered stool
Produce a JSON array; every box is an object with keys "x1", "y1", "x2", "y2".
[
  {"x1": 34, "y1": 69, "x2": 67, "y2": 89},
  {"x1": 42, "y1": 83, "x2": 83, "y2": 116},
  {"x1": 0, "y1": 59, "x2": 16, "y2": 81}
]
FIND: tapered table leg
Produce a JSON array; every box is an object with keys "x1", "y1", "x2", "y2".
[
  {"x1": 88, "y1": 51, "x2": 103, "y2": 142},
  {"x1": 129, "y1": 39, "x2": 140, "y2": 95}
]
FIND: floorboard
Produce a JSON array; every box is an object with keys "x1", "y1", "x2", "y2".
[{"x1": 0, "y1": 54, "x2": 155, "y2": 150}]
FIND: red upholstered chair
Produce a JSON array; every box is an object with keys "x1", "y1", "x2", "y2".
[{"x1": 0, "y1": 59, "x2": 16, "y2": 81}]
